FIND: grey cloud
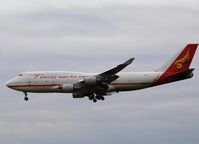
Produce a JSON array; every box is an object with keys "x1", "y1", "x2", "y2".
[{"x1": 1, "y1": 6, "x2": 199, "y2": 60}]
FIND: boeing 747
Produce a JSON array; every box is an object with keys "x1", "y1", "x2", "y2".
[{"x1": 6, "y1": 44, "x2": 198, "y2": 102}]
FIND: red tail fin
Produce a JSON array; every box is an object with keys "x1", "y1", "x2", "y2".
[
  {"x1": 166, "y1": 44, "x2": 197, "y2": 73},
  {"x1": 157, "y1": 44, "x2": 198, "y2": 74},
  {"x1": 157, "y1": 44, "x2": 198, "y2": 82}
]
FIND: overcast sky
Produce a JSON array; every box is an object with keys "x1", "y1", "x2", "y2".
[{"x1": 0, "y1": 0, "x2": 199, "y2": 144}]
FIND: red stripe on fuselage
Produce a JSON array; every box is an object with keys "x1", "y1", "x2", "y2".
[
  {"x1": 8, "y1": 83, "x2": 151, "y2": 88},
  {"x1": 8, "y1": 84, "x2": 62, "y2": 88},
  {"x1": 109, "y1": 83, "x2": 150, "y2": 86}
]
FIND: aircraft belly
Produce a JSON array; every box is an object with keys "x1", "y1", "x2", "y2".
[{"x1": 15, "y1": 87, "x2": 53, "y2": 92}]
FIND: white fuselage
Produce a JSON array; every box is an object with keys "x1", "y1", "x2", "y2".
[{"x1": 6, "y1": 71, "x2": 162, "y2": 93}]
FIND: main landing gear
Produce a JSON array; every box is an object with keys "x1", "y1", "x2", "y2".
[
  {"x1": 88, "y1": 93, "x2": 105, "y2": 103},
  {"x1": 23, "y1": 92, "x2": 29, "y2": 101}
]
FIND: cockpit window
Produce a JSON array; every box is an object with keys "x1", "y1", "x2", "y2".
[{"x1": 19, "y1": 74, "x2": 23, "y2": 76}]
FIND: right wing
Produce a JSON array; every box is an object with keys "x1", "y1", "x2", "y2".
[{"x1": 97, "y1": 58, "x2": 135, "y2": 83}]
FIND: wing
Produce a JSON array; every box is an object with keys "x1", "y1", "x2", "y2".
[{"x1": 97, "y1": 58, "x2": 135, "y2": 83}]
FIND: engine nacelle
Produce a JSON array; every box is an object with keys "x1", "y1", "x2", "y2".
[
  {"x1": 61, "y1": 84, "x2": 74, "y2": 92},
  {"x1": 60, "y1": 84, "x2": 83, "y2": 92},
  {"x1": 73, "y1": 93, "x2": 85, "y2": 98},
  {"x1": 107, "y1": 85, "x2": 116, "y2": 92},
  {"x1": 84, "y1": 77, "x2": 100, "y2": 85}
]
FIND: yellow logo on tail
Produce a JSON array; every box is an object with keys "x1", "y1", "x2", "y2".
[{"x1": 174, "y1": 49, "x2": 189, "y2": 69}]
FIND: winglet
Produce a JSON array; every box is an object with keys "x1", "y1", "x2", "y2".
[{"x1": 123, "y1": 58, "x2": 135, "y2": 65}]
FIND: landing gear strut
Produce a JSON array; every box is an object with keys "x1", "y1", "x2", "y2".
[{"x1": 23, "y1": 92, "x2": 29, "y2": 101}]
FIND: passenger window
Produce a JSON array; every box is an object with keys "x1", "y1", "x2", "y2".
[{"x1": 19, "y1": 74, "x2": 23, "y2": 76}]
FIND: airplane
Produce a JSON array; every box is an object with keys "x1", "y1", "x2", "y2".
[{"x1": 6, "y1": 44, "x2": 198, "y2": 103}]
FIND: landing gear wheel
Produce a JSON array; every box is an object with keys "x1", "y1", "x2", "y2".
[
  {"x1": 101, "y1": 97, "x2": 105, "y2": 101},
  {"x1": 23, "y1": 92, "x2": 28, "y2": 101},
  {"x1": 93, "y1": 99, "x2": 97, "y2": 103},
  {"x1": 24, "y1": 96, "x2": 29, "y2": 101}
]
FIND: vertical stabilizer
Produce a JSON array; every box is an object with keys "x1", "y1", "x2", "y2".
[{"x1": 156, "y1": 44, "x2": 198, "y2": 74}]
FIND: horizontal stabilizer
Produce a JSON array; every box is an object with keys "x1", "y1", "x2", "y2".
[{"x1": 165, "y1": 68, "x2": 194, "y2": 79}]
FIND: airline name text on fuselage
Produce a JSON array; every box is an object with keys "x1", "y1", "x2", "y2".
[{"x1": 34, "y1": 75, "x2": 89, "y2": 79}]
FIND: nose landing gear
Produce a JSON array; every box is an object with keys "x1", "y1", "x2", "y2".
[{"x1": 23, "y1": 92, "x2": 29, "y2": 101}]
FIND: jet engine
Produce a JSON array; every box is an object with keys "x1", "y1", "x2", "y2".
[
  {"x1": 60, "y1": 84, "x2": 82, "y2": 92},
  {"x1": 84, "y1": 77, "x2": 100, "y2": 85},
  {"x1": 61, "y1": 84, "x2": 74, "y2": 92}
]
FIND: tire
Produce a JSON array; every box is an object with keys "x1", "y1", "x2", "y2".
[{"x1": 24, "y1": 97, "x2": 29, "y2": 101}]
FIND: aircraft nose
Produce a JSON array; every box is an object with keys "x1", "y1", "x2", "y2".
[
  {"x1": 5, "y1": 80, "x2": 11, "y2": 87},
  {"x1": 5, "y1": 79, "x2": 15, "y2": 88}
]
